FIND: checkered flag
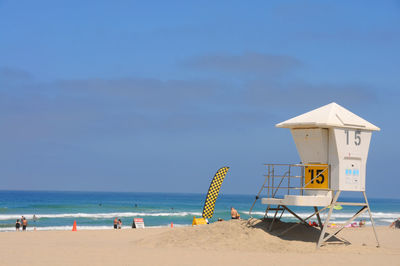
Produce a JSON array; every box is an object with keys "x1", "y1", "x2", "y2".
[{"x1": 202, "y1": 167, "x2": 229, "y2": 219}]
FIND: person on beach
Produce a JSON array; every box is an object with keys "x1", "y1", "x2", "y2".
[
  {"x1": 22, "y1": 217, "x2": 28, "y2": 231},
  {"x1": 359, "y1": 219, "x2": 366, "y2": 227},
  {"x1": 231, "y1": 207, "x2": 240, "y2": 219},
  {"x1": 113, "y1": 217, "x2": 118, "y2": 229},
  {"x1": 389, "y1": 218, "x2": 400, "y2": 229},
  {"x1": 33, "y1": 214, "x2": 37, "y2": 231},
  {"x1": 118, "y1": 219, "x2": 122, "y2": 229},
  {"x1": 15, "y1": 219, "x2": 21, "y2": 231}
]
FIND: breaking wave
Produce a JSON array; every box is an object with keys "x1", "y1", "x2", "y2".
[{"x1": 0, "y1": 211, "x2": 202, "y2": 221}]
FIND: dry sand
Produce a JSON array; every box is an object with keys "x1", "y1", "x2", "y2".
[{"x1": 0, "y1": 219, "x2": 399, "y2": 266}]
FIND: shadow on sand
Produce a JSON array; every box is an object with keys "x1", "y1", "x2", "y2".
[{"x1": 246, "y1": 218, "x2": 344, "y2": 244}]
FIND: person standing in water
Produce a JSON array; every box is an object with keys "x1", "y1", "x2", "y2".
[
  {"x1": 118, "y1": 219, "x2": 122, "y2": 229},
  {"x1": 113, "y1": 217, "x2": 118, "y2": 229},
  {"x1": 22, "y1": 217, "x2": 28, "y2": 231},
  {"x1": 15, "y1": 219, "x2": 21, "y2": 231},
  {"x1": 33, "y1": 214, "x2": 38, "y2": 231}
]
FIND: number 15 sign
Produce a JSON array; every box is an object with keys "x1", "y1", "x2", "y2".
[{"x1": 304, "y1": 164, "x2": 329, "y2": 189}]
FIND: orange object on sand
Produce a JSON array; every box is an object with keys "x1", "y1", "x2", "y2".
[
  {"x1": 72, "y1": 220, "x2": 77, "y2": 231},
  {"x1": 171, "y1": 222, "x2": 173, "y2": 228}
]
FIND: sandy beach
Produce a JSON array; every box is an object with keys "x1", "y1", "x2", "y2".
[{"x1": 0, "y1": 219, "x2": 399, "y2": 266}]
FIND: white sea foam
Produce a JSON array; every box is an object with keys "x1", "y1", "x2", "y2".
[
  {"x1": 0, "y1": 211, "x2": 202, "y2": 221},
  {"x1": 381, "y1": 219, "x2": 396, "y2": 223}
]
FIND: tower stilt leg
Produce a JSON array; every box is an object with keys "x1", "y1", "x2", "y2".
[
  {"x1": 317, "y1": 190, "x2": 340, "y2": 248},
  {"x1": 363, "y1": 191, "x2": 380, "y2": 247}
]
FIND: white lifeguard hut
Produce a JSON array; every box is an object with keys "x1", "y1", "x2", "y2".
[{"x1": 249, "y1": 102, "x2": 380, "y2": 248}]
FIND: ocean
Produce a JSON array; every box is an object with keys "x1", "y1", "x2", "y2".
[{"x1": 0, "y1": 191, "x2": 399, "y2": 231}]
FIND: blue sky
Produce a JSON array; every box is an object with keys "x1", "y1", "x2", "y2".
[{"x1": 0, "y1": 1, "x2": 399, "y2": 198}]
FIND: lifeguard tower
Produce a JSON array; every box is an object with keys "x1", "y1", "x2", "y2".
[{"x1": 250, "y1": 102, "x2": 380, "y2": 248}]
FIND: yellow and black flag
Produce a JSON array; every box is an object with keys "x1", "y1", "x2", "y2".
[{"x1": 202, "y1": 166, "x2": 229, "y2": 219}]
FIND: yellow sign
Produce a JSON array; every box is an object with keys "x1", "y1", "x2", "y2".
[
  {"x1": 304, "y1": 164, "x2": 329, "y2": 189},
  {"x1": 192, "y1": 217, "x2": 207, "y2": 226}
]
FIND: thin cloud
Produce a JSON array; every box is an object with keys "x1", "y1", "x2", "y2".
[
  {"x1": 0, "y1": 66, "x2": 379, "y2": 142},
  {"x1": 182, "y1": 52, "x2": 302, "y2": 76},
  {"x1": 0, "y1": 67, "x2": 33, "y2": 83},
  {"x1": 0, "y1": 73, "x2": 244, "y2": 140},
  {"x1": 243, "y1": 79, "x2": 378, "y2": 108}
]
